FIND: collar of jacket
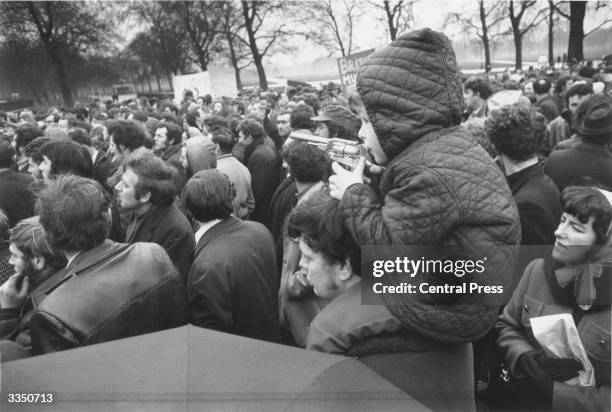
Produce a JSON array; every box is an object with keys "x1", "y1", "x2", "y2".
[
  {"x1": 506, "y1": 162, "x2": 544, "y2": 194},
  {"x1": 161, "y1": 144, "x2": 181, "y2": 161},
  {"x1": 194, "y1": 217, "x2": 242, "y2": 255},
  {"x1": 125, "y1": 203, "x2": 172, "y2": 243},
  {"x1": 543, "y1": 248, "x2": 612, "y2": 310},
  {"x1": 30, "y1": 240, "x2": 128, "y2": 307}
]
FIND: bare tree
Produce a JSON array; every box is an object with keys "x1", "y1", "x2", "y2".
[
  {"x1": 219, "y1": 1, "x2": 252, "y2": 90},
  {"x1": 173, "y1": 1, "x2": 225, "y2": 72},
  {"x1": 130, "y1": 2, "x2": 190, "y2": 88},
  {"x1": 239, "y1": 1, "x2": 292, "y2": 90},
  {"x1": 369, "y1": 0, "x2": 415, "y2": 41},
  {"x1": 448, "y1": 1, "x2": 506, "y2": 73},
  {"x1": 553, "y1": 1, "x2": 612, "y2": 63},
  {"x1": 0, "y1": 1, "x2": 115, "y2": 107},
  {"x1": 508, "y1": 1, "x2": 547, "y2": 70},
  {"x1": 300, "y1": 0, "x2": 360, "y2": 57}
]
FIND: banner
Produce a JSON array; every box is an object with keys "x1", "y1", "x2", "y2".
[
  {"x1": 336, "y1": 49, "x2": 375, "y2": 88},
  {"x1": 173, "y1": 67, "x2": 237, "y2": 102}
]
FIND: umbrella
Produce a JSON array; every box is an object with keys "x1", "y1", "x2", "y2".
[{"x1": 1, "y1": 325, "x2": 430, "y2": 411}]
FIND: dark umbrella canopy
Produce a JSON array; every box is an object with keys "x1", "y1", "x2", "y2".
[{"x1": 1, "y1": 325, "x2": 430, "y2": 411}]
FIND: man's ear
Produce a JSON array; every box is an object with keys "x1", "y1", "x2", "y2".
[
  {"x1": 139, "y1": 191, "x2": 152, "y2": 204},
  {"x1": 32, "y1": 255, "x2": 46, "y2": 271},
  {"x1": 337, "y1": 257, "x2": 353, "y2": 282}
]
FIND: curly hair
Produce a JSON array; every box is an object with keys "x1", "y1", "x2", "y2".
[
  {"x1": 287, "y1": 189, "x2": 360, "y2": 275},
  {"x1": 237, "y1": 118, "x2": 265, "y2": 140},
  {"x1": 561, "y1": 186, "x2": 612, "y2": 245},
  {"x1": 38, "y1": 175, "x2": 110, "y2": 252},
  {"x1": 485, "y1": 105, "x2": 546, "y2": 161},
  {"x1": 284, "y1": 142, "x2": 330, "y2": 183},
  {"x1": 15, "y1": 124, "x2": 44, "y2": 154}
]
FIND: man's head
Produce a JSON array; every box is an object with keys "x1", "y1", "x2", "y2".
[
  {"x1": 486, "y1": 105, "x2": 546, "y2": 163},
  {"x1": 23, "y1": 137, "x2": 50, "y2": 181},
  {"x1": 290, "y1": 104, "x2": 315, "y2": 131},
  {"x1": 533, "y1": 78, "x2": 552, "y2": 97},
  {"x1": 566, "y1": 83, "x2": 593, "y2": 114},
  {"x1": 276, "y1": 110, "x2": 292, "y2": 138},
  {"x1": 182, "y1": 169, "x2": 235, "y2": 223},
  {"x1": 284, "y1": 142, "x2": 329, "y2": 184},
  {"x1": 154, "y1": 121, "x2": 183, "y2": 152},
  {"x1": 15, "y1": 124, "x2": 43, "y2": 157},
  {"x1": 202, "y1": 115, "x2": 230, "y2": 134},
  {"x1": 311, "y1": 104, "x2": 361, "y2": 140},
  {"x1": 576, "y1": 94, "x2": 612, "y2": 146},
  {"x1": 463, "y1": 77, "x2": 493, "y2": 112},
  {"x1": 39, "y1": 140, "x2": 93, "y2": 181},
  {"x1": 9, "y1": 217, "x2": 66, "y2": 280},
  {"x1": 249, "y1": 101, "x2": 268, "y2": 121},
  {"x1": 68, "y1": 127, "x2": 92, "y2": 148},
  {"x1": 39, "y1": 175, "x2": 110, "y2": 254},
  {"x1": 107, "y1": 120, "x2": 146, "y2": 155},
  {"x1": 116, "y1": 152, "x2": 178, "y2": 210},
  {"x1": 211, "y1": 128, "x2": 236, "y2": 156},
  {"x1": 287, "y1": 190, "x2": 360, "y2": 299},
  {"x1": 237, "y1": 118, "x2": 265, "y2": 146}
]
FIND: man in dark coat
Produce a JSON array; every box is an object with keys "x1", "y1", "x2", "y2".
[
  {"x1": 328, "y1": 29, "x2": 521, "y2": 348},
  {"x1": 154, "y1": 121, "x2": 186, "y2": 185},
  {"x1": 182, "y1": 170, "x2": 279, "y2": 342},
  {"x1": 486, "y1": 105, "x2": 561, "y2": 280},
  {"x1": 115, "y1": 152, "x2": 194, "y2": 280},
  {"x1": 0, "y1": 141, "x2": 34, "y2": 227},
  {"x1": 2, "y1": 175, "x2": 187, "y2": 357},
  {"x1": 237, "y1": 119, "x2": 281, "y2": 228},
  {"x1": 545, "y1": 94, "x2": 612, "y2": 192}
]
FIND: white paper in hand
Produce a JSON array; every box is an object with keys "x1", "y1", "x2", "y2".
[{"x1": 530, "y1": 313, "x2": 595, "y2": 386}]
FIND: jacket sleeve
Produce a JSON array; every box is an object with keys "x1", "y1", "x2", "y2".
[
  {"x1": 552, "y1": 381, "x2": 610, "y2": 412},
  {"x1": 339, "y1": 166, "x2": 461, "y2": 245},
  {"x1": 0, "y1": 308, "x2": 21, "y2": 341},
  {"x1": 29, "y1": 310, "x2": 80, "y2": 355},
  {"x1": 495, "y1": 259, "x2": 539, "y2": 376},
  {"x1": 187, "y1": 258, "x2": 234, "y2": 333}
]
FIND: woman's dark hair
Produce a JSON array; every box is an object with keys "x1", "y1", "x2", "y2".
[
  {"x1": 485, "y1": 105, "x2": 546, "y2": 161},
  {"x1": 561, "y1": 186, "x2": 612, "y2": 244},
  {"x1": 125, "y1": 152, "x2": 178, "y2": 206},
  {"x1": 287, "y1": 189, "x2": 360, "y2": 275},
  {"x1": 182, "y1": 169, "x2": 235, "y2": 222},
  {"x1": 41, "y1": 140, "x2": 93, "y2": 178},
  {"x1": 38, "y1": 175, "x2": 110, "y2": 252},
  {"x1": 185, "y1": 110, "x2": 199, "y2": 129}
]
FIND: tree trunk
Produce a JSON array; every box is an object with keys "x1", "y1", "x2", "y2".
[
  {"x1": 567, "y1": 1, "x2": 586, "y2": 63},
  {"x1": 252, "y1": 52, "x2": 267, "y2": 91},
  {"x1": 49, "y1": 51, "x2": 74, "y2": 107},
  {"x1": 166, "y1": 71, "x2": 174, "y2": 91},
  {"x1": 479, "y1": 1, "x2": 492, "y2": 72},
  {"x1": 514, "y1": 35, "x2": 522, "y2": 70},
  {"x1": 147, "y1": 76, "x2": 153, "y2": 93},
  {"x1": 227, "y1": 35, "x2": 243, "y2": 91},
  {"x1": 242, "y1": 2, "x2": 268, "y2": 90},
  {"x1": 548, "y1": 1, "x2": 555, "y2": 66},
  {"x1": 384, "y1": 1, "x2": 397, "y2": 41}
]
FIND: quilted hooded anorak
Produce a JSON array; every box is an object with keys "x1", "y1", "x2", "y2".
[{"x1": 342, "y1": 29, "x2": 521, "y2": 344}]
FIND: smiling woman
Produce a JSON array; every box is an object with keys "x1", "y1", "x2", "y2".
[{"x1": 495, "y1": 185, "x2": 612, "y2": 411}]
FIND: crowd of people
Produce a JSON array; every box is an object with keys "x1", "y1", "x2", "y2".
[{"x1": 0, "y1": 28, "x2": 610, "y2": 411}]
